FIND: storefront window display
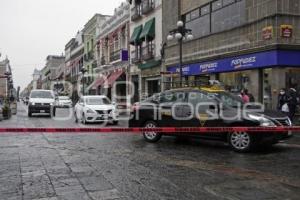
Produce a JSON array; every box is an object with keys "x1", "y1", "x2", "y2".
[{"x1": 219, "y1": 71, "x2": 251, "y2": 94}]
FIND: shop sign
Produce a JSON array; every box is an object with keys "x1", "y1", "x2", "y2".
[
  {"x1": 231, "y1": 56, "x2": 256, "y2": 69},
  {"x1": 167, "y1": 50, "x2": 300, "y2": 75},
  {"x1": 280, "y1": 25, "x2": 293, "y2": 38},
  {"x1": 262, "y1": 26, "x2": 273, "y2": 40}
]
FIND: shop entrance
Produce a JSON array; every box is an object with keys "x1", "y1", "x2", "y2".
[{"x1": 147, "y1": 79, "x2": 160, "y2": 97}]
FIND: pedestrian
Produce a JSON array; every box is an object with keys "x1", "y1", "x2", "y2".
[
  {"x1": 287, "y1": 88, "x2": 298, "y2": 121},
  {"x1": 277, "y1": 88, "x2": 288, "y2": 112},
  {"x1": 240, "y1": 89, "x2": 250, "y2": 103},
  {"x1": 244, "y1": 89, "x2": 255, "y2": 102}
]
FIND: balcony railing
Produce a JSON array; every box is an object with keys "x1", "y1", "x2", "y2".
[
  {"x1": 141, "y1": 44, "x2": 155, "y2": 61},
  {"x1": 110, "y1": 49, "x2": 121, "y2": 63},
  {"x1": 131, "y1": 50, "x2": 141, "y2": 64},
  {"x1": 142, "y1": 0, "x2": 155, "y2": 15},
  {"x1": 131, "y1": 6, "x2": 142, "y2": 21}
]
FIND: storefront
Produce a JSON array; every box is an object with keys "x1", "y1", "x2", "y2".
[
  {"x1": 167, "y1": 50, "x2": 300, "y2": 109},
  {"x1": 140, "y1": 63, "x2": 162, "y2": 99}
]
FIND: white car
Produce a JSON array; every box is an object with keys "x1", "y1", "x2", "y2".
[
  {"x1": 28, "y1": 90, "x2": 57, "y2": 117},
  {"x1": 74, "y1": 96, "x2": 119, "y2": 124},
  {"x1": 58, "y1": 96, "x2": 72, "y2": 108}
]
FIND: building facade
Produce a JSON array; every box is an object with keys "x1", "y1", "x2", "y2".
[
  {"x1": 82, "y1": 14, "x2": 111, "y2": 91},
  {"x1": 41, "y1": 55, "x2": 65, "y2": 90},
  {"x1": 88, "y1": 2, "x2": 130, "y2": 102},
  {"x1": 64, "y1": 31, "x2": 84, "y2": 102},
  {"x1": 164, "y1": 0, "x2": 300, "y2": 109},
  {"x1": 32, "y1": 69, "x2": 42, "y2": 90},
  {"x1": 0, "y1": 58, "x2": 13, "y2": 99},
  {"x1": 129, "y1": 0, "x2": 163, "y2": 102}
]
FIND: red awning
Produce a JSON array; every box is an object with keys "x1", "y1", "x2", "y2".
[
  {"x1": 104, "y1": 69, "x2": 124, "y2": 88},
  {"x1": 89, "y1": 77, "x2": 106, "y2": 90}
]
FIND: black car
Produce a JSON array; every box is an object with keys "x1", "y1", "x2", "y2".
[{"x1": 129, "y1": 87, "x2": 292, "y2": 152}]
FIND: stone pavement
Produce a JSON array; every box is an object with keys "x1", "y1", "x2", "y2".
[{"x1": 0, "y1": 103, "x2": 300, "y2": 200}]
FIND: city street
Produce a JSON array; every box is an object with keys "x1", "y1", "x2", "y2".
[{"x1": 0, "y1": 103, "x2": 299, "y2": 200}]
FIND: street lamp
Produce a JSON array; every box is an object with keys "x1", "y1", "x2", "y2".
[
  {"x1": 167, "y1": 20, "x2": 193, "y2": 87},
  {"x1": 79, "y1": 67, "x2": 88, "y2": 95}
]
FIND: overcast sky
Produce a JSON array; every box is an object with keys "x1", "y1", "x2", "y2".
[{"x1": 0, "y1": 0, "x2": 124, "y2": 90}]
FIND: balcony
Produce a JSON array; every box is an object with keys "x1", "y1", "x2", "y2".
[
  {"x1": 131, "y1": 50, "x2": 141, "y2": 64},
  {"x1": 131, "y1": 6, "x2": 142, "y2": 21},
  {"x1": 142, "y1": 0, "x2": 155, "y2": 15},
  {"x1": 141, "y1": 44, "x2": 155, "y2": 61},
  {"x1": 110, "y1": 49, "x2": 121, "y2": 63},
  {"x1": 101, "y1": 56, "x2": 107, "y2": 65},
  {"x1": 109, "y1": 49, "x2": 128, "y2": 63}
]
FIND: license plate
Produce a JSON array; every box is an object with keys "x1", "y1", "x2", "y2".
[{"x1": 40, "y1": 110, "x2": 45, "y2": 113}]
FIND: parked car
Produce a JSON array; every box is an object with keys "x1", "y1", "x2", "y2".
[
  {"x1": 28, "y1": 90, "x2": 57, "y2": 117},
  {"x1": 129, "y1": 87, "x2": 292, "y2": 152},
  {"x1": 74, "y1": 96, "x2": 119, "y2": 124},
  {"x1": 57, "y1": 96, "x2": 72, "y2": 108}
]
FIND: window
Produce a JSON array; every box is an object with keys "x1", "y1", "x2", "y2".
[
  {"x1": 188, "y1": 92, "x2": 217, "y2": 113},
  {"x1": 185, "y1": 13, "x2": 191, "y2": 22},
  {"x1": 211, "y1": 0, "x2": 245, "y2": 33},
  {"x1": 186, "y1": 14, "x2": 210, "y2": 38},
  {"x1": 190, "y1": 9, "x2": 200, "y2": 20},
  {"x1": 159, "y1": 92, "x2": 186, "y2": 104},
  {"x1": 201, "y1": 4, "x2": 210, "y2": 15},
  {"x1": 212, "y1": 0, "x2": 222, "y2": 11}
]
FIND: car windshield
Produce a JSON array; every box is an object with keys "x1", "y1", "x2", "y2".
[
  {"x1": 86, "y1": 97, "x2": 111, "y2": 105},
  {"x1": 59, "y1": 96, "x2": 70, "y2": 100},
  {"x1": 30, "y1": 91, "x2": 54, "y2": 99},
  {"x1": 208, "y1": 91, "x2": 243, "y2": 108}
]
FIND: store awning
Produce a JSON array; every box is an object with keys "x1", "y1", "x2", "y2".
[
  {"x1": 130, "y1": 25, "x2": 143, "y2": 45},
  {"x1": 139, "y1": 18, "x2": 155, "y2": 41},
  {"x1": 87, "y1": 77, "x2": 106, "y2": 91},
  {"x1": 104, "y1": 69, "x2": 124, "y2": 88}
]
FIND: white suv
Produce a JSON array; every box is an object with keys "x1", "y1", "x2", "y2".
[{"x1": 28, "y1": 90, "x2": 57, "y2": 117}]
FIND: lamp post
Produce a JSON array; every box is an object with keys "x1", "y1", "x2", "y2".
[
  {"x1": 80, "y1": 68, "x2": 88, "y2": 95},
  {"x1": 167, "y1": 20, "x2": 193, "y2": 87}
]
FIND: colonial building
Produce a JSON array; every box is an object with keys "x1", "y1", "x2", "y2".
[
  {"x1": 82, "y1": 14, "x2": 111, "y2": 91},
  {"x1": 164, "y1": 0, "x2": 300, "y2": 109},
  {"x1": 32, "y1": 69, "x2": 42, "y2": 90},
  {"x1": 41, "y1": 55, "x2": 65, "y2": 90},
  {"x1": 64, "y1": 31, "x2": 84, "y2": 102},
  {"x1": 129, "y1": 0, "x2": 163, "y2": 102},
  {"x1": 0, "y1": 58, "x2": 13, "y2": 99},
  {"x1": 88, "y1": 2, "x2": 130, "y2": 102}
]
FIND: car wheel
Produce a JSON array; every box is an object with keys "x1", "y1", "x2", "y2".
[
  {"x1": 143, "y1": 121, "x2": 162, "y2": 143},
  {"x1": 228, "y1": 131, "x2": 253, "y2": 153}
]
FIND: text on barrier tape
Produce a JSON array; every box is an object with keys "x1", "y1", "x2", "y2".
[{"x1": 0, "y1": 127, "x2": 299, "y2": 133}]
